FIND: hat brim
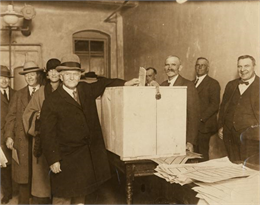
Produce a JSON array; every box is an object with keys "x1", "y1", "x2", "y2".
[
  {"x1": 56, "y1": 66, "x2": 85, "y2": 72},
  {"x1": 19, "y1": 68, "x2": 44, "y2": 75}
]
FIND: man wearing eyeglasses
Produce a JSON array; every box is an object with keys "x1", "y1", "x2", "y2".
[
  {"x1": 4, "y1": 61, "x2": 43, "y2": 204},
  {"x1": 193, "y1": 57, "x2": 220, "y2": 161},
  {"x1": 218, "y1": 55, "x2": 259, "y2": 163}
]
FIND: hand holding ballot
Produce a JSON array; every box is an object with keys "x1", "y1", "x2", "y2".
[{"x1": 124, "y1": 78, "x2": 140, "y2": 86}]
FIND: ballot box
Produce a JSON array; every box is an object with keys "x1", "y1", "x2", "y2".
[{"x1": 101, "y1": 86, "x2": 187, "y2": 161}]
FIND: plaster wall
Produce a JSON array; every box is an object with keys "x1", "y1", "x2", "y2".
[
  {"x1": 0, "y1": 1, "x2": 123, "y2": 79},
  {"x1": 123, "y1": 1, "x2": 260, "y2": 97}
]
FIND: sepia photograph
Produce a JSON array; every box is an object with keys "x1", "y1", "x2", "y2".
[{"x1": 0, "y1": 0, "x2": 259, "y2": 204}]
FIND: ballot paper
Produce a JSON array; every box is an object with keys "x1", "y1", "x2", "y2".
[
  {"x1": 152, "y1": 151, "x2": 202, "y2": 165},
  {"x1": 0, "y1": 147, "x2": 8, "y2": 167},
  {"x1": 12, "y1": 148, "x2": 19, "y2": 164},
  {"x1": 138, "y1": 67, "x2": 146, "y2": 86}
]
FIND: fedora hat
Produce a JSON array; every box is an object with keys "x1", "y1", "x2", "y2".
[
  {"x1": 46, "y1": 58, "x2": 60, "y2": 72},
  {"x1": 19, "y1": 61, "x2": 43, "y2": 75},
  {"x1": 0, "y1": 65, "x2": 13, "y2": 78},
  {"x1": 85, "y1": 71, "x2": 98, "y2": 78},
  {"x1": 56, "y1": 54, "x2": 85, "y2": 72}
]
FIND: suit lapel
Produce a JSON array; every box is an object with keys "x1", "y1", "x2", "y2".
[
  {"x1": 173, "y1": 75, "x2": 184, "y2": 86},
  {"x1": 58, "y1": 86, "x2": 82, "y2": 109},
  {"x1": 20, "y1": 86, "x2": 29, "y2": 108},
  {"x1": 250, "y1": 76, "x2": 259, "y2": 123},
  {"x1": 196, "y1": 75, "x2": 209, "y2": 93},
  {"x1": 1, "y1": 92, "x2": 8, "y2": 104}
]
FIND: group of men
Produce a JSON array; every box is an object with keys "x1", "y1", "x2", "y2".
[{"x1": 0, "y1": 54, "x2": 259, "y2": 204}]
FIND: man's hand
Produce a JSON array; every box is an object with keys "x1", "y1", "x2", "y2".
[
  {"x1": 148, "y1": 80, "x2": 160, "y2": 87},
  {"x1": 50, "y1": 162, "x2": 62, "y2": 174},
  {"x1": 186, "y1": 142, "x2": 194, "y2": 152},
  {"x1": 218, "y1": 127, "x2": 223, "y2": 140},
  {"x1": 124, "y1": 78, "x2": 139, "y2": 86},
  {"x1": 6, "y1": 137, "x2": 14, "y2": 150}
]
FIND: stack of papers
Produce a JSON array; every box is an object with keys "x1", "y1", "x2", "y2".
[
  {"x1": 152, "y1": 151, "x2": 202, "y2": 165},
  {"x1": 154, "y1": 157, "x2": 259, "y2": 204}
]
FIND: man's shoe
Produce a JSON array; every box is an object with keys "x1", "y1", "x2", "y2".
[{"x1": 1, "y1": 195, "x2": 12, "y2": 204}]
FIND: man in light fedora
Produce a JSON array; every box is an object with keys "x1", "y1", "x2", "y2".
[
  {"x1": 0, "y1": 65, "x2": 16, "y2": 204},
  {"x1": 5, "y1": 61, "x2": 43, "y2": 204},
  {"x1": 40, "y1": 54, "x2": 139, "y2": 204}
]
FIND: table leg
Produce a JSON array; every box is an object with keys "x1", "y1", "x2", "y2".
[{"x1": 125, "y1": 164, "x2": 135, "y2": 204}]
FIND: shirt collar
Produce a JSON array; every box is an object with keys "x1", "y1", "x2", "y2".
[
  {"x1": 196, "y1": 74, "x2": 207, "y2": 80},
  {"x1": 63, "y1": 85, "x2": 77, "y2": 97},
  {"x1": 1, "y1": 87, "x2": 9, "y2": 94},
  {"x1": 168, "y1": 75, "x2": 179, "y2": 84},
  {"x1": 241, "y1": 74, "x2": 256, "y2": 86},
  {"x1": 28, "y1": 85, "x2": 40, "y2": 93}
]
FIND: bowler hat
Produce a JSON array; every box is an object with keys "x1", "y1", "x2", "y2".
[
  {"x1": 0, "y1": 65, "x2": 13, "y2": 78},
  {"x1": 46, "y1": 58, "x2": 60, "y2": 72},
  {"x1": 19, "y1": 61, "x2": 44, "y2": 75},
  {"x1": 85, "y1": 71, "x2": 98, "y2": 78},
  {"x1": 56, "y1": 54, "x2": 85, "y2": 72}
]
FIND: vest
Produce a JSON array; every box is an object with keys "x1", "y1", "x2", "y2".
[{"x1": 225, "y1": 85, "x2": 257, "y2": 131}]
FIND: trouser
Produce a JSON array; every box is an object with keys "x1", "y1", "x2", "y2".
[
  {"x1": 18, "y1": 183, "x2": 31, "y2": 204},
  {"x1": 197, "y1": 131, "x2": 214, "y2": 161},
  {"x1": 52, "y1": 196, "x2": 85, "y2": 205},
  {"x1": 1, "y1": 164, "x2": 12, "y2": 198}
]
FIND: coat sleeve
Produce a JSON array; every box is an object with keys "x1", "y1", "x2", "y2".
[
  {"x1": 40, "y1": 98, "x2": 61, "y2": 166},
  {"x1": 89, "y1": 78, "x2": 126, "y2": 99},
  {"x1": 218, "y1": 82, "x2": 232, "y2": 129},
  {"x1": 201, "y1": 80, "x2": 221, "y2": 122},
  {"x1": 186, "y1": 82, "x2": 200, "y2": 145},
  {"x1": 23, "y1": 87, "x2": 45, "y2": 136},
  {"x1": 4, "y1": 92, "x2": 18, "y2": 141}
]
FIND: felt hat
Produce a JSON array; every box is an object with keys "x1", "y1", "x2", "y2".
[
  {"x1": 85, "y1": 71, "x2": 98, "y2": 78},
  {"x1": 46, "y1": 58, "x2": 60, "y2": 72},
  {"x1": 19, "y1": 61, "x2": 43, "y2": 75},
  {"x1": 0, "y1": 65, "x2": 13, "y2": 78},
  {"x1": 56, "y1": 54, "x2": 84, "y2": 72}
]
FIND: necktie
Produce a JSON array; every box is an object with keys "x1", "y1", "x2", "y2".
[
  {"x1": 3, "y1": 89, "x2": 8, "y2": 101},
  {"x1": 194, "y1": 78, "x2": 199, "y2": 86},
  {"x1": 239, "y1": 80, "x2": 249, "y2": 86},
  {"x1": 73, "y1": 90, "x2": 80, "y2": 104},
  {"x1": 31, "y1": 88, "x2": 36, "y2": 96}
]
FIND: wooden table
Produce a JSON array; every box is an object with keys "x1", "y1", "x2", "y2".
[{"x1": 107, "y1": 150, "x2": 199, "y2": 204}]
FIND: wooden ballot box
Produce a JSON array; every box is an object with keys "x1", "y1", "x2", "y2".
[{"x1": 101, "y1": 86, "x2": 187, "y2": 160}]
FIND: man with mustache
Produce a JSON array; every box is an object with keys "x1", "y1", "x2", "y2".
[
  {"x1": 161, "y1": 55, "x2": 200, "y2": 152},
  {"x1": 218, "y1": 55, "x2": 259, "y2": 162}
]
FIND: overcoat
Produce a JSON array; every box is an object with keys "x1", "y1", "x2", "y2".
[
  {"x1": 23, "y1": 85, "x2": 51, "y2": 197},
  {"x1": 161, "y1": 75, "x2": 200, "y2": 145},
  {"x1": 193, "y1": 75, "x2": 220, "y2": 134},
  {"x1": 1, "y1": 87, "x2": 16, "y2": 164},
  {"x1": 40, "y1": 78, "x2": 125, "y2": 197},
  {"x1": 4, "y1": 86, "x2": 31, "y2": 183}
]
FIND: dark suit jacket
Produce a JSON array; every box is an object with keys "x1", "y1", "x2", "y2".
[
  {"x1": 40, "y1": 78, "x2": 125, "y2": 197},
  {"x1": 4, "y1": 86, "x2": 31, "y2": 183},
  {"x1": 194, "y1": 75, "x2": 220, "y2": 133},
  {"x1": 218, "y1": 75, "x2": 259, "y2": 130},
  {"x1": 161, "y1": 75, "x2": 200, "y2": 145},
  {"x1": 1, "y1": 87, "x2": 16, "y2": 164}
]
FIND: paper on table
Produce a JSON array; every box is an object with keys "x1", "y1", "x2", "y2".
[
  {"x1": 12, "y1": 148, "x2": 19, "y2": 164},
  {"x1": 0, "y1": 147, "x2": 8, "y2": 167},
  {"x1": 138, "y1": 67, "x2": 146, "y2": 86}
]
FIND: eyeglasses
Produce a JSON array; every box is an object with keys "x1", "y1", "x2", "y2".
[{"x1": 195, "y1": 64, "x2": 208, "y2": 69}]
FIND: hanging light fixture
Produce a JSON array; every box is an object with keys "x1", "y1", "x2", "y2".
[{"x1": 1, "y1": 4, "x2": 23, "y2": 26}]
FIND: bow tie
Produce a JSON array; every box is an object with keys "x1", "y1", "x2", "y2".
[{"x1": 239, "y1": 80, "x2": 249, "y2": 86}]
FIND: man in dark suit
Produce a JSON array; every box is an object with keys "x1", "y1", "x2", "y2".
[
  {"x1": 218, "y1": 55, "x2": 259, "y2": 163},
  {"x1": 160, "y1": 55, "x2": 200, "y2": 152},
  {"x1": 193, "y1": 57, "x2": 220, "y2": 161},
  {"x1": 0, "y1": 65, "x2": 16, "y2": 204},
  {"x1": 40, "y1": 54, "x2": 138, "y2": 204},
  {"x1": 5, "y1": 61, "x2": 43, "y2": 204},
  {"x1": 145, "y1": 67, "x2": 157, "y2": 86}
]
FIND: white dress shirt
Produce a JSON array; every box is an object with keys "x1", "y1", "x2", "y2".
[
  {"x1": 168, "y1": 75, "x2": 179, "y2": 86},
  {"x1": 238, "y1": 75, "x2": 255, "y2": 95},
  {"x1": 1, "y1": 87, "x2": 9, "y2": 100},
  {"x1": 195, "y1": 74, "x2": 207, "y2": 88}
]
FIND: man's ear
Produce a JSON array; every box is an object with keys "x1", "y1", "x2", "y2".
[{"x1": 179, "y1": 65, "x2": 183, "y2": 72}]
